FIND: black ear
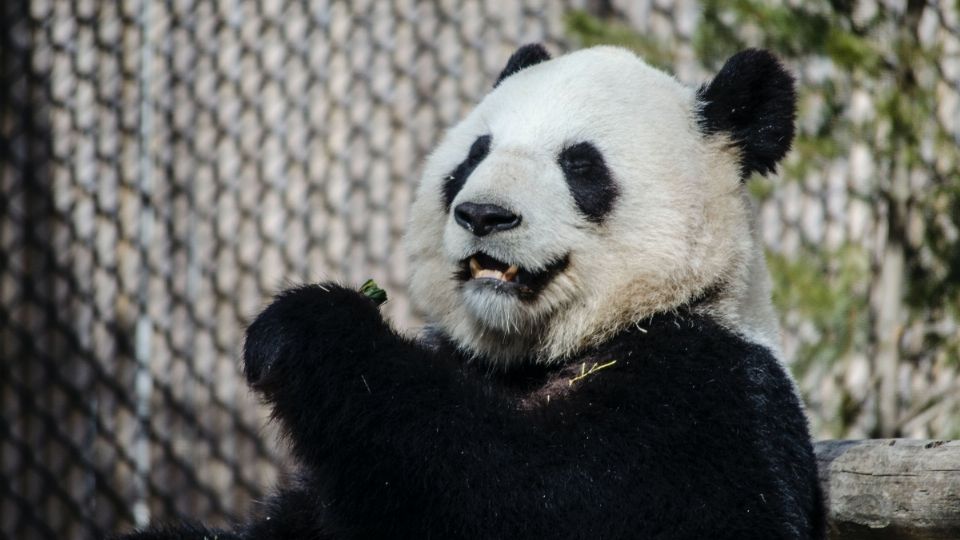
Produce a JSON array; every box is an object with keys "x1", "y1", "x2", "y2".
[
  {"x1": 495, "y1": 44, "x2": 551, "y2": 88},
  {"x1": 697, "y1": 49, "x2": 796, "y2": 179}
]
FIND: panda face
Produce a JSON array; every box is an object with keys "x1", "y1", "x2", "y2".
[{"x1": 406, "y1": 46, "x2": 794, "y2": 365}]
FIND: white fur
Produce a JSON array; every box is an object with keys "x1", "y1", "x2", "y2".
[{"x1": 405, "y1": 46, "x2": 781, "y2": 366}]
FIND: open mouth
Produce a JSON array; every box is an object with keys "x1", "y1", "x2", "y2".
[{"x1": 457, "y1": 252, "x2": 569, "y2": 300}]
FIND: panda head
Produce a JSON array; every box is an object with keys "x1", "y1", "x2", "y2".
[{"x1": 406, "y1": 45, "x2": 795, "y2": 365}]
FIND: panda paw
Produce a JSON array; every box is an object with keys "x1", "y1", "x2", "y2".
[{"x1": 243, "y1": 283, "x2": 385, "y2": 392}]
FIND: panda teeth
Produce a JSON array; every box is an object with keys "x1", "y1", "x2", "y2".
[
  {"x1": 468, "y1": 257, "x2": 520, "y2": 283},
  {"x1": 477, "y1": 269, "x2": 506, "y2": 280},
  {"x1": 469, "y1": 257, "x2": 482, "y2": 277}
]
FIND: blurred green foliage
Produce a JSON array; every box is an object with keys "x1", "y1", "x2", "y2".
[
  {"x1": 767, "y1": 248, "x2": 871, "y2": 376},
  {"x1": 695, "y1": 0, "x2": 883, "y2": 73}
]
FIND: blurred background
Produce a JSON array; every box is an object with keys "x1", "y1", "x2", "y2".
[{"x1": 1, "y1": 0, "x2": 957, "y2": 537}]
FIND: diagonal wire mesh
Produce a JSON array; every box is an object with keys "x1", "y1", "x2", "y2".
[{"x1": 1, "y1": 0, "x2": 593, "y2": 537}]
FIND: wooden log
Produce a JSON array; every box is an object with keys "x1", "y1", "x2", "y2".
[{"x1": 815, "y1": 439, "x2": 960, "y2": 539}]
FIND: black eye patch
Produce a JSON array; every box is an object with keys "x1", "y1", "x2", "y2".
[
  {"x1": 443, "y1": 135, "x2": 492, "y2": 211},
  {"x1": 558, "y1": 142, "x2": 618, "y2": 223}
]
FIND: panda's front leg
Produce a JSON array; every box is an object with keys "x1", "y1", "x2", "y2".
[
  {"x1": 242, "y1": 283, "x2": 479, "y2": 472},
  {"x1": 243, "y1": 283, "x2": 402, "y2": 462}
]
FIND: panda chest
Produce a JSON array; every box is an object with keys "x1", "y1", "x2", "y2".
[{"x1": 495, "y1": 355, "x2": 621, "y2": 411}]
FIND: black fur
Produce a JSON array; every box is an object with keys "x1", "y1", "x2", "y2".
[
  {"x1": 120, "y1": 283, "x2": 825, "y2": 539},
  {"x1": 697, "y1": 49, "x2": 797, "y2": 179},
  {"x1": 558, "y1": 141, "x2": 619, "y2": 223},
  {"x1": 442, "y1": 134, "x2": 491, "y2": 210},
  {"x1": 111, "y1": 523, "x2": 240, "y2": 540},
  {"x1": 494, "y1": 44, "x2": 551, "y2": 87}
]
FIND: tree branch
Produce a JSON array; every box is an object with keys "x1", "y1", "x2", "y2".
[{"x1": 816, "y1": 439, "x2": 960, "y2": 539}]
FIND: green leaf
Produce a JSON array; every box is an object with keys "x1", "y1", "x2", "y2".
[{"x1": 359, "y1": 279, "x2": 388, "y2": 306}]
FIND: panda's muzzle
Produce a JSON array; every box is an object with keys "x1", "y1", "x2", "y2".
[{"x1": 457, "y1": 252, "x2": 570, "y2": 300}]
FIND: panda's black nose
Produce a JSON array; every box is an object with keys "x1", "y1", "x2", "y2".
[{"x1": 454, "y1": 202, "x2": 521, "y2": 237}]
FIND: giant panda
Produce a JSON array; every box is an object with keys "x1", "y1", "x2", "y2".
[{"x1": 119, "y1": 45, "x2": 825, "y2": 540}]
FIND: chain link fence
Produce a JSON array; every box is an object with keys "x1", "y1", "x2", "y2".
[
  {"x1": 1, "y1": 0, "x2": 594, "y2": 537},
  {"x1": 1, "y1": 0, "x2": 957, "y2": 538}
]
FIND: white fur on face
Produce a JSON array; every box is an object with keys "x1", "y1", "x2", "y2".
[{"x1": 405, "y1": 46, "x2": 775, "y2": 365}]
